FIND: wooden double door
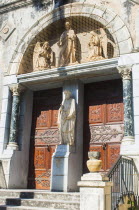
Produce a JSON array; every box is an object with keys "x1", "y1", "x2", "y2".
[
  {"x1": 28, "y1": 88, "x2": 62, "y2": 190},
  {"x1": 83, "y1": 80, "x2": 124, "y2": 173}
]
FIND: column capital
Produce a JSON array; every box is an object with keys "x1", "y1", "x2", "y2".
[
  {"x1": 9, "y1": 84, "x2": 25, "y2": 96},
  {"x1": 117, "y1": 65, "x2": 133, "y2": 80}
]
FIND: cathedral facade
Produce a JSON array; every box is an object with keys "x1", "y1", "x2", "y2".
[{"x1": 0, "y1": 0, "x2": 139, "y2": 208}]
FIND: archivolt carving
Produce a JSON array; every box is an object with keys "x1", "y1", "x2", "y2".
[{"x1": 90, "y1": 124, "x2": 124, "y2": 143}]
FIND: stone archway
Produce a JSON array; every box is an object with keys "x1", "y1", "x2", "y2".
[{"x1": 8, "y1": 2, "x2": 133, "y2": 75}]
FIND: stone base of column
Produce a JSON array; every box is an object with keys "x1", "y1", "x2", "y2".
[
  {"x1": 78, "y1": 173, "x2": 112, "y2": 210},
  {"x1": 121, "y1": 136, "x2": 135, "y2": 145},
  {"x1": 7, "y1": 142, "x2": 19, "y2": 151}
]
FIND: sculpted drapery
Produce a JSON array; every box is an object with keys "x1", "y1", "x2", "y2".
[
  {"x1": 33, "y1": 41, "x2": 54, "y2": 71},
  {"x1": 58, "y1": 90, "x2": 76, "y2": 146},
  {"x1": 58, "y1": 21, "x2": 77, "y2": 67}
]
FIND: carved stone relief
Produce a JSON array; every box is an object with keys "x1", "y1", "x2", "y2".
[
  {"x1": 34, "y1": 128, "x2": 60, "y2": 145},
  {"x1": 57, "y1": 21, "x2": 78, "y2": 67},
  {"x1": 33, "y1": 41, "x2": 54, "y2": 71},
  {"x1": 31, "y1": 19, "x2": 115, "y2": 72},
  {"x1": 89, "y1": 124, "x2": 124, "y2": 143},
  {"x1": 87, "y1": 28, "x2": 108, "y2": 62}
]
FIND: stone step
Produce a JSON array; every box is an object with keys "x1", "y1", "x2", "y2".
[
  {"x1": 0, "y1": 206, "x2": 66, "y2": 210},
  {"x1": 0, "y1": 190, "x2": 80, "y2": 202},
  {"x1": 0, "y1": 198, "x2": 80, "y2": 209}
]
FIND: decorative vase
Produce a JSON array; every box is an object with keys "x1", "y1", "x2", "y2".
[{"x1": 87, "y1": 151, "x2": 102, "y2": 172}]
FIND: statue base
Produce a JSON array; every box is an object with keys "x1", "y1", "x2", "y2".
[{"x1": 50, "y1": 144, "x2": 77, "y2": 192}]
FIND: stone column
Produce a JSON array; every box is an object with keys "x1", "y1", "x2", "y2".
[
  {"x1": 7, "y1": 84, "x2": 23, "y2": 150},
  {"x1": 118, "y1": 65, "x2": 135, "y2": 145}
]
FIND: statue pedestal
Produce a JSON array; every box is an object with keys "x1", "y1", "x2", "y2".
[
  {"x1": 51, "y1": 145, "x2": 76, "y2": 192},
  {"x1": 78, "y1": 173, "x2": 112, "y2": 210}
]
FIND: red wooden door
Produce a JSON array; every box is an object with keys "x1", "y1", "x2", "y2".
[
  {"x1": 83, "y1": 80, "x2": 124, "y2": 173},
  {"x1": 28, "y1": 88, "x2": 62, "y2": 189}
]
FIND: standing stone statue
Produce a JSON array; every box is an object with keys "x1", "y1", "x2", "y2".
[
  {"x1": 33, "y1": 41, "x2": 54, "y2": 71},
  {"x1": 58, "y1": 90, "x2": 76, "y2": 146},
  {"x1": 57, "y1": 21, "x2": 77, "y2": 67}
]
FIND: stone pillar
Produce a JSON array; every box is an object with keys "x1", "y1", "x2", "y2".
[
  {"x1": 78, "y1": 173, "x2": 112, "y2": 210},
  {"x1": 118, "y1": 65, "x2": 135, "y2": 145},
  {"x1": 7, "y1": 84, "x2": 23, "y2": 150},
  {"x1": 51, "y1": 80, "x2": 84, "y2": 192}
]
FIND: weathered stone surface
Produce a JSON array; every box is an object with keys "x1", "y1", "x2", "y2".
[
  {"x1": 78, "y1": 173, "x2": 112, "y2": 210},
  {"x1": 0, "y1": 190, "x2": 80, "y2": 210}
]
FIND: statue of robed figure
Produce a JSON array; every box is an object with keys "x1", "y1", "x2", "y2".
[
  {"x1": 57, "y1": 21, "x2": 78, "y2": 67},
  {"x1": 58, "y1": 90, "x2": 76, "y2": 146}
]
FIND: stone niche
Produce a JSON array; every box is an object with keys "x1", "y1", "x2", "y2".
[{"x1": 18, "y1": 16, "x2": 116, "y2": 75}]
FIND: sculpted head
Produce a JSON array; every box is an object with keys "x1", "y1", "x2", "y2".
[
  {"x1": 65, "y1": 21, "x2": 71, "y2": 30},
  {"x1": 90, "y1": 31, "x2": 97, "y2": 38},
  {"x1": 64, "y1": 90, "x2": 72, "y2": 99},
  {"x1": 43, "y1": 41, "x2": 49, "y2": 49}
]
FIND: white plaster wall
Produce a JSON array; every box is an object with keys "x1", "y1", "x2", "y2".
[
  {"x1": 132, "y1": 64, "x2": 139, "y2": 146},
  {"x1": 0, "y1": 86, "x2": 12, "y2": 154},
  {"x1": 0, "y1": 1, "x2": 53, "y2": 74},
  {"x1": 7, "y1": 90, "x2": 33, "y2": 188},
  {"x1": 0, "y1": 75, "x2": 18, "y2": 155}
]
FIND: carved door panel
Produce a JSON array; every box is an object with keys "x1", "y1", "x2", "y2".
[
  {"x1": 83, "y1": 80, "x2": 124, "y2": 173},
  {"x1": 106, "y1": 143, "x2": 120, "y2": 169},
  {"x1": 28, "y1": 88, "x2": 62, "y2": 189}
]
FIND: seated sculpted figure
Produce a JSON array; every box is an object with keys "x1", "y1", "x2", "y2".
[
  {"x1": 58, "y1": 90, "x2": 76, "y2": 146},
  {"x1": 58, "y1": 21, "x2": 77, "y2": 67},
  {"x1": 33, "y1": 41, "x2": 54, "y2": 71}
]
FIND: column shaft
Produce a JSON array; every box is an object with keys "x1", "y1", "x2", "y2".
[
  {"x1": 123, "y1": 79, "x2": 134, "y2": 137},
  {"x1": 118, "y1": 65, "x2": 134, "y2": 145},
  {"x1": 7, "y1": 84, "x2": 23, "y2": 150},
  {"x1": 9, "y1": 95, "x2": 20, "y2": 144}
]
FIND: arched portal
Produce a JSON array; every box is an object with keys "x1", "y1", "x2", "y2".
[
  {"x1": 8, "y1": 3, "x2": 133, "y2": 75},
  {"x1": 5, "y1": 3, "x2": 132, "y2": 191}
]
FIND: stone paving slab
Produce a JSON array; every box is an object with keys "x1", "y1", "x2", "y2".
[{"x1": 0, "y1": 206, "x2": 67, "y2": 210}]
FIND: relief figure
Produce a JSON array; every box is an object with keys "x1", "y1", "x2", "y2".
[
  {"x1": 57, "y1": 21, "x2": 78, "y2": 67},
  {"x1": 33, "y1": 41, "x2": 54, "y2": 71},
  {"x1": 58, "y1": 90, "x2": 76, "y2": 146},
  {"x1": 87, "y1": 28, "x2": 108, "y2": 61}
]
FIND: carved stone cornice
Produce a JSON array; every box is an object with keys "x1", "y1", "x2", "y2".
[
  {"x1": 0, "y1": 0, "x2": 52, "y2": 14},
  {"x1": 117, "y1": 65, "x2": 133, "y2": 80},
  {"x1": 130, "y1": 0, "x2": 139, "y2": 5},
  {"x1": 9, "y1": 84, "x2": 25, "y2": 96}
]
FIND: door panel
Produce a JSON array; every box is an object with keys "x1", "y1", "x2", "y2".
[
  {"x1": 107, "y1": 143, "x2": 120, "y2": 169},
  {"x1": 28, "y1": 88, "x2": 62, "y2": 189},
  {"x1": 89, "y1": 103, "x2": 105, "y2": 124},
  {"x1": 83, "y1": 80, "x2": 124, "y2": 173}
]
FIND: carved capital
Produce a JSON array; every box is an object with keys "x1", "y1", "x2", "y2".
[
  {"x1": 9, "y1": 84, "x2": 24, "y2": 96},
  {"x1": 117, "y1": 65, "x2": 133, "y2": 80}
]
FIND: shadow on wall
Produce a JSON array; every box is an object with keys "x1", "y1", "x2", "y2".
[
  {"x1": 0, "y1": 161, "x2": 7, "y2": 189},
  {"x1": 54, "y1": 0, "x2": 70, "y2": 8},
  {"x1": 32, "y1": 0, "x2": 69, "y2": 9},
  {"x1": 32, "y1": 0, "x2": 45, "y2": 9}
]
